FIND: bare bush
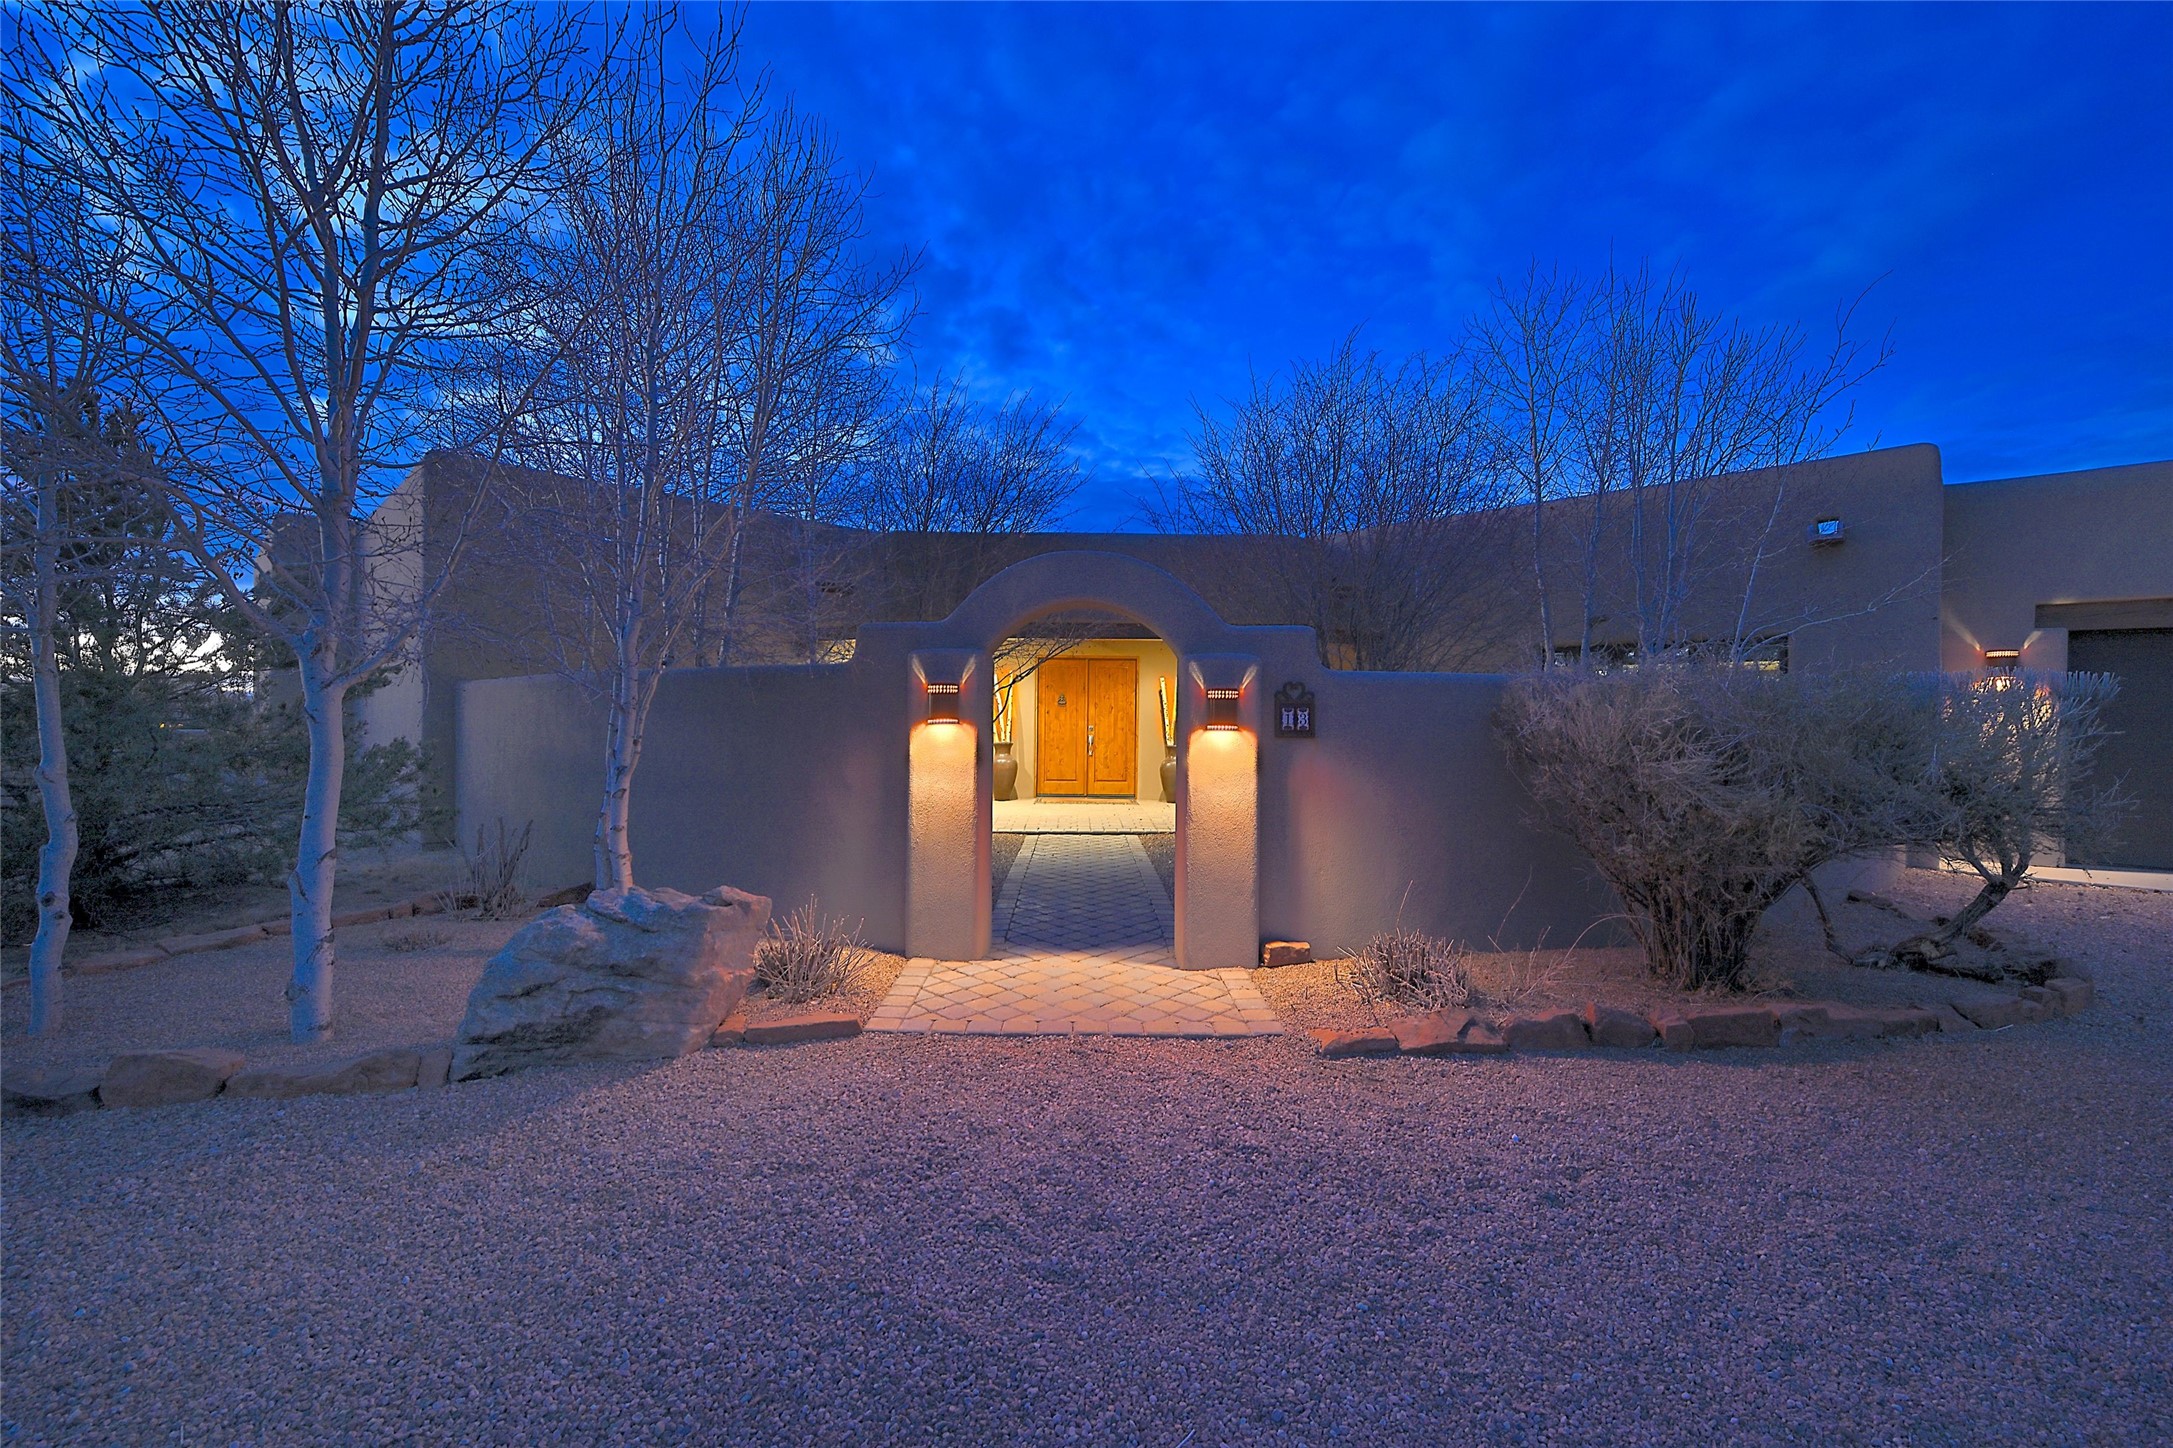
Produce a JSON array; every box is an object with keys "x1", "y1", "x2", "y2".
[
  {"x1": 754, "y1": 901, "x2": 872, "y2": 1005},
  {"x1": 1341, "y1": 927, "x2": 1471, "y2": 1012},
  {"x1": 1866, "y1": 671, "x2": 2125, "y2": 973},
  {"x1": 1498, "y1": 660, "x2": 1936, "y2": 992},
  {"x1": 464, "y1": 820, "x2": 533, "y2": 921},
  {"x1": 382, "y1": 927, "x2": 453, "y2": 955}
]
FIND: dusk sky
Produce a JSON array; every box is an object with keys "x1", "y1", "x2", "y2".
[{"x1": 725, "y1": 3, "x2": 2172, "y2": 529}]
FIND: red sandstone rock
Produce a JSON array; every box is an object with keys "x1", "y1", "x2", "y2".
[
  {"x1": 1503, "y1": 1010, "x2": 1590, "y2": 1050},
  {"x1": 1260, "y1": 941, "x2": 1314, "y2": 968},
  {"x1": 3, "y1": 1064, "x2": 105, "y2": 1115},
  {"x1": 1650, "y1": 1012, "x2": 1696, "y2": 1052},
  {"x1": 99, "y1": 1048, "x2": 245, "y2": 1108},
  {"x1": 744, "y1": 1012, "x2": 862, "y2": 1045},
  {"x1": 710, "y1": 1009, "x2": 750, "y2": 1047},
  {"x1": 1391, "y1": 1010, "x2": 1509, "y2": 1056},
  {"x1": 1954, "y1": 995, "x2": 2042, "y2": 1030},
  {"x1": 1308, "y1": 1026, "x2": 1398, "y2": 1058},
  {"x1": 226, "y1": 1048, "x2": 422, "y2": 1100},
  {"x1": 1683, "y1": 1006, "x2": 1780, "y2": 1049},
  {"x1": 2044, "y1": 977, "x2": 2094, "y2": 1015},
  {"x1": 1584, "y1": 1003, "x2": 1658, "y2": 1049}
]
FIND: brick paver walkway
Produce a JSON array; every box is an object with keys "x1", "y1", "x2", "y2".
[{"x1": 868, "y1": 834, "x2": 1282, "y2": 1038}]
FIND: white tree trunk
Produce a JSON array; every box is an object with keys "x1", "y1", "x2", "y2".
[
  {"x1": 287, "y1": 665, "x2": 348, "y2": 1042},
  {"x1": 26, "y1": 473, "x2": 75, "y2": 1036},
  {"x1": 593, "y1": 665, "x2": 643, "y2": 891}
]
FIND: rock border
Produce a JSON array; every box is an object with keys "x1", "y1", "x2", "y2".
[
  {"x1": 6, "y1": 891, "x2": 462, "y2": 991},
  {"x1": 4, "y1": 1043, "x2": 453, "y2": 1116},
  {"x1": 1309, "y1": 974, "x2": 2095, "y2": 1061}
]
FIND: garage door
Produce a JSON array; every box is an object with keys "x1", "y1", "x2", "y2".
[{"x1": 2067, "y1": 628, "x2": 2173, "y2": 870}]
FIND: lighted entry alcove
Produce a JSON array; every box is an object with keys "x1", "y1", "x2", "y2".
[{"x1": 899, "y1": 552, "x2": 1266, "y2": 970}]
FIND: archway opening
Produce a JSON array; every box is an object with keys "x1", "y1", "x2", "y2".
[{"x1": 988, "y1": 607, "x2": 1178, "y2": 965}]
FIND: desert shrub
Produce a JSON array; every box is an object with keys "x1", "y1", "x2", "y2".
[
  {"x1": 754, "y1": 901, "x2": 871, "y2": 1005},
  {"x1": 382, "y1": 925, "x2": 453, "y2": 954},
  {"x1": 1498, "y1": 660, "x2": 1938, "y2": 992},
  {"x1": 1343, "y1": 926, "x2": 1471, "y2": 1011},
  {"x1": 1867, "y1": 670, "x2": 2125, "y2": 971},
  {"x1": 462, "y1": 819, "x2": 532, "y2": 920}
]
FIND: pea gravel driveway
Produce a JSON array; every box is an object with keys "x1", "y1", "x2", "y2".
[{"x1": 6, "y1": 875, "x2": 2170, "y2": 1446}]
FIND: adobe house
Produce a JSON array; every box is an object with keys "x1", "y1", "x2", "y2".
[{"x1": 361, "y1": 444, "x2": 2173, "y2": 964}]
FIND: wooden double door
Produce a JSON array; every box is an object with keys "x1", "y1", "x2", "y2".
[{"x1": 1035, "y1": 657, "x2": 1137, "y2": 797}]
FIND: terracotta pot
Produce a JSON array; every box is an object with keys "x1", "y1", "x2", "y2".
[
  {"x1": 994, "y1": 742, "x2": 1020, "y2": 801},
  {"x1": 1159, "y1": 745, "x2": 1176, "y2": 803}
]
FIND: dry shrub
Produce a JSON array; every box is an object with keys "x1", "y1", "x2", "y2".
[
  {"x1": 1471, "y1": 943, "x2": 1574, "y2": 1012},
  {"x1": 463, "y1": 819, "x2": 532, "y2": 920},
  {"x1": 754, "y1": 901, "x2": 871, "y2": 1005},
  {"x1": 382, "y1": 925, "x2": 452, "y2": 954},
  {"x1": 1342, "y1": 927, "x2": 1471, "y2": 1012},
  {"x1": 1498, "y1": 660, "x2": 1936, "y2": 993}
]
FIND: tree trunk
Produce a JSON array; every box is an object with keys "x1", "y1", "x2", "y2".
[
  {"x1": 26, "y1": 473, "x2": 76, "y2": 1036},
  {"x1": 594, "y1": 670, "x2": 641, "y2": 891},
  {"x1": 287, "y1": 666, "x2": 348, "y2": 1042}
]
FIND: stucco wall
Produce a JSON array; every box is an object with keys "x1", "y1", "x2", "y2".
[
  {"x1": 1261, "y1": 670, "x2": 1621, "y2": 954},
  {"x1": 1941, "y1": 460, "x2": 2173, "y2": 673},
  {"x1": 456, "y1": 554, "x2": 1624, "y2": 960},
  {"x1": 456, "y1": 664, "x2": 901, "y2": 940}
]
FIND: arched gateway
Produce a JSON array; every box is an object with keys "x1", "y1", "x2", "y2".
[
  {"x1": 457, "y1": 549, "x2": 1614, "y2": 970},
  {"x1": 866, "y1": 550, "x2": 1308, "y2": 969}
]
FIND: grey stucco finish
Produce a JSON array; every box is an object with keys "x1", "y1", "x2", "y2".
[{"x1": 456, "y1": 551, "x2": 1622, "y2": 959}]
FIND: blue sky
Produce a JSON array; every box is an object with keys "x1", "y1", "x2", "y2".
[{"x1": 724, "y1": 2, "x2": 2171, "y2": 529}]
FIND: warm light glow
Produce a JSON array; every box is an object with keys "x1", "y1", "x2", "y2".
[
  {"x1": 1205, "y1": 687, "x2": 1241, "y2": 730},
  {"x1": 925, "y1": 680, "x2": 961, "y2": 724},
  {"x1": 1983, "y1": 648, "x2": 2021, "y2": 677}
]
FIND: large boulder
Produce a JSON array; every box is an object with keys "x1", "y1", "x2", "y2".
[{"x1": 452, "y1": 885, "x2": 768, "y2": 1080}]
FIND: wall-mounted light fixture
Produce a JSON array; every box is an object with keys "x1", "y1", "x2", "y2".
[
  {"x1": 1808, "y1": 517, "x2": 1845, "y2": 547},
  {"x1": 1205, "y1": 687, "x2": 1241, "y2": 730},
  {"x1": 1982, "y1": 648, "x2": 2021, "y2": 677},
  {"x1": 925, "y1": 680, "x2": 961, "y2": 724}
]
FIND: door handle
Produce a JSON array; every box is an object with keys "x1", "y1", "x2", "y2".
[{"x1": 1086, "y1": 725, "x2": 1094, "y2": 756}]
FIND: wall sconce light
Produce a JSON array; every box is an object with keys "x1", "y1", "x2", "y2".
[
  {"x1": 1205, "y1": 687, "x2": 1241, "y2": 730},
  {"x1": 1808, "y1": 517, "x2": 1845, "y2": 546},
  {"x1": 925, "y1": 681, "x2": 961, "y2": 724},
  {"x1": 1982, "y1": 648, "x2": 2020, "y2": 676}
]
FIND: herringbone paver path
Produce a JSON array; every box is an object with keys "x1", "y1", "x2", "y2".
[{"x1": 867, "y1": 834, "x2": 1282, "y2": 1038}]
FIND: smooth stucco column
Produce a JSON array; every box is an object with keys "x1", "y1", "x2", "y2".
[
  {"x1": 1175, "y1": 655, "x2": 1259, "y2": 970},
  {"x1": 906, "y1": 649, "x2": 990, "y2": 960}
]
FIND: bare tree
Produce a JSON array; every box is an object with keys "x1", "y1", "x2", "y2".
[
  {"x1": 1474, "y1": 265, "x2": 1584, "y2": 663},
  {"x1": 13, "y1": 2, "x2": 591, "y2": 1041},
  {"x1": 859, "y1": 372, "x2": 1085, "y2": 624},
  {"x1": 1481, "y1": 262, "x2": 1890, "y2": 665},
  {"x1": 0, "y1": 150, "x2": 164, "y2": 1033},
  {"x1": 1155, "y1": 334, "x2": 1513, "y2": 671},
  {"x1": 496, "y1": 15, "x2": 906, "y2": 890}
]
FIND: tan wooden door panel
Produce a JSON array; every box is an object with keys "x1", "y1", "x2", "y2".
[
  {"x1": 1035, "y1": 658, "x2": 1088, "y2": 795},
  {"x1": 1086, "y1": 657, "x2": 1137, "y2": 797}
]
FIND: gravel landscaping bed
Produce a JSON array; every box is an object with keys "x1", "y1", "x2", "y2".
[
  {"x1": 1259, "y1": 868, "x2": 2128, "y2": 1033},
  {"x1": 2, "y1": 913, "x2": 520, "y2": 1074},
  {"x1": 5, "y1": 873, "x2": 2169, "y2": 1445},
  {"x1": 744, "y1": 951, "x2": 907, "y2": 1027}
]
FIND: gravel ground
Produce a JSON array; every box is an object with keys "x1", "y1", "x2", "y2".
[
  {"x1": 2, "y1": 913, "x2": 515, "y2": 1073},
  {"x1": 6, "y1": 872, "x2": 2170, "y2": 1445}
]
